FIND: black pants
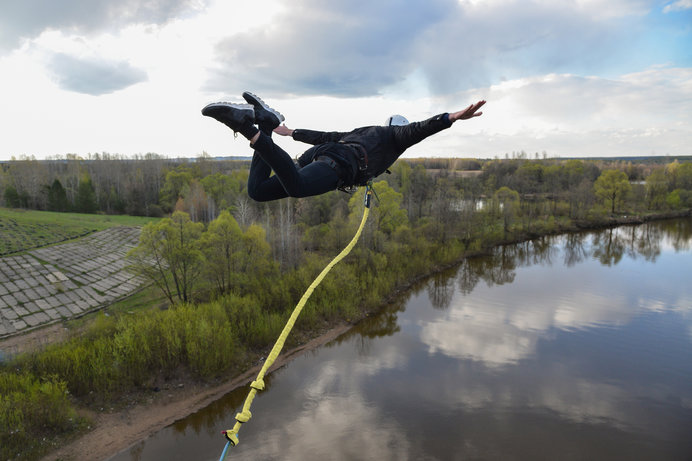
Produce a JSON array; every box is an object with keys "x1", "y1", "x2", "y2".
[{"x1": 247, "y1": 134, "x2": 340, "y2": 202}]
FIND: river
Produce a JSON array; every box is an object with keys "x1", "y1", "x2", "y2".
[{"x1": 110, "y1": 218, "x2": 692, "y2": 460}]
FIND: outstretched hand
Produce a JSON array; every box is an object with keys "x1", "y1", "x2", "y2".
[
  {"x1": 273, "y1": 124, "x2": 294, "y2": 137},
  {"x1": 449, "y1": 100, "x2": 486, "y2": 122}
]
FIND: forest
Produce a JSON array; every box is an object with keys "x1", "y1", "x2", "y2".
[
  {"x1": 1, "y1": 153, "x2": 692, "y2": 460},
  {"x1": 2, "y1": 152, "x2": 692, "y2": 271}
]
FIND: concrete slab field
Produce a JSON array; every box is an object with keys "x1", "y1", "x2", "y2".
[{"x1": 0, "y1": 226, "x2": 147, "y2": 339}]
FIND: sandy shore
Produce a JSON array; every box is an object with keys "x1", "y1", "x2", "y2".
[{"x1": 40, "y1": 323, "x2": 351, "y2": 461}]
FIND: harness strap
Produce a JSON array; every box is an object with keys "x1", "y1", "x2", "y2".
[{"x1": 315, "y1": 155, "x2": 340, "y2": 171}]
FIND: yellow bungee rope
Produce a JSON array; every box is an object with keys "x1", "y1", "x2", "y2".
[{"x1": 218, "y1": 185, "x2": 374, "y2": 460}]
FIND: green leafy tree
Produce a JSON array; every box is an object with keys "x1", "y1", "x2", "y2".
[
  {"x1": 240, "y1": 224, "x2": 273, "y2": 274},
  {"x1": 675, "y1": 162, "x2": 692, "y2": 191},
  {"x1": 645, "y1": 168, "x2": 669, "y2": 210},
  {"x1": 237, "y1": 224, "x2": 277, "y2": 303},
  {"x1": 3, "y1": 185, "x2": 21, "y2": 208},
  {"x1": 514, "y1": 162, "x2": 544, "y2": 194},
  {"x1": 75, "y1": 174, "x2": 98, "y2": 213},
  {"x1": 666, "y1": 189, "x2": 692, "y2": 209},
  {"x1": 345, "y1": 181, "x2": 408, "y2": 253},
  {"x1": 127, "y1": 221, "x2": 176, "y2": 304},
  {"x1": 594, "y1": 169, "x2": 631, "y2": 214},
  {"x1": 390, "y1": 161, "x2": 412, "y2": 193},
  {"x1": 200, "y1": 210, "x2": 244, "y2": 295},
  {"x1": 543, "y1": 164, "x2": 564, "y2": 195},
  {"x1": 295, "y1": 191, "x2": 342, "y2": 227},
  {"x1": 46, "y1": 179, "x2": 70, "y2": 211},
  {"x1": 127, "y1": 211, "x2": 204, "y2": 303},
  {"x1": 564, "y1": 159, "x2": 586, "y2": 189},
  {"x1": 322, "y1": 208, "x2": 352, "y2": 253},
  {"x1": 494, "y1": 186, "x2": 520, "y2": 236},
  {"x1": 200, "y1": 171, "x2": 244, "y2": 211},
  {"x1": 160, "y1": 168, "x2": 194, "y2": 212},
  {"x1": 165, "y1": 212, "x2": 205, "y2": 302},
  {"x1": 349, "y1": 181, "x2": 408, "y2": 235},
  {"x1": 407, "y1": 164, "x2": 433, "y2": 220}
]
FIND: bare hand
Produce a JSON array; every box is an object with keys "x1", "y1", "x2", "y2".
[
  {"x1": 449, "y1": 100, "x2": 486, "y2": 122},
  {"x1": 273, "y1": 124, "x2": 294, "y2": 136}
]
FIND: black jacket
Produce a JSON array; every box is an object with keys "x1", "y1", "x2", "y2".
[{"x1": 293, "y1": 114, "x2": 451, "y2": 186}]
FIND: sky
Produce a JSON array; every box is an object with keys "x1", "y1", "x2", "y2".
[{"x1": 0, "y1": 0, "x2": 690, "y2": 160}]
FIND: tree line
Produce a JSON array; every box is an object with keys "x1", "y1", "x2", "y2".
[
  {"x1": 0, "y1": 152, "x2": 248, "y2": 217},
  {"x1": 3, "y1": 154, "x2": 691, "y2": 219},
  {"x1": 3, "y1": 153, "x2": 692, "y2": 273}
]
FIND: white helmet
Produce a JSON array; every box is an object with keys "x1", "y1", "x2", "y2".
[{"x1": 385, "y1": 114, "x2": 409, "y2": 126}]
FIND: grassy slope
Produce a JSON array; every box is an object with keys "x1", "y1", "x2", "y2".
[{"x1": 0, "y1": 208, "x2": 158, "y2": 255}]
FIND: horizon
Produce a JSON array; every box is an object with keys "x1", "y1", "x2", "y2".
[{"x1": 3, "y1": 153, "x2": 692, "y2": 165}]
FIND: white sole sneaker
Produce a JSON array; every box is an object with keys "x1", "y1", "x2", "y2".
[
  {"x1": 242, "y1": 92, "x2": 285, "y2": 123},
  {"x1": 202, "y1": 102, "x2": 254, "y2": 113},
  {"x1": 201, "y1": 102, "x2": 255, "y2": 132}
]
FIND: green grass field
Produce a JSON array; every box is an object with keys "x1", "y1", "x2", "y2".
[{"x1": 0, "y1": 208, "x2": 159, "y2": 255}]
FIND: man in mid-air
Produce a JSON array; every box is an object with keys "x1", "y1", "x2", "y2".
[{"x1": 203, "y1": 92, "x2": 485, "y2": 202}]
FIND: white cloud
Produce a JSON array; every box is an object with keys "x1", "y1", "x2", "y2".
[
  {"x1": 0, "y1": 0, "x2": 208, "y2": 53},
  {"x1": 572, "y1": 0, "x2": 653, "y2": 17},
  {"x1": 433, "y1": 68, "x2": 692, "y2": 158},
  {"x1": 663, "y1": 0, "x2": 692, "y2": 12},
  {"x1": 485, "y1": 68, "x2": 692, "y2": 132},
  {"x1": 47, "y1": 53, "x2": 147, "y2": 95}
]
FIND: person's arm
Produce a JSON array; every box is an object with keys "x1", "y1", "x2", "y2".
[{"x1": 274, "y1": 124, "x2": 346, "y2": 145}]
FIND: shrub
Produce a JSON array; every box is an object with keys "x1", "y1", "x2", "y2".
[
  {"x1": 0, "y1": 372, "x2": 80, "y2": 460},
  {"x1": 184, "y1": 302, "x2": 237, "y2": 378}
]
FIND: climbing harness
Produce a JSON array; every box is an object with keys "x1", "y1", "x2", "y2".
[{"x1": 218, "y1": 184, "x2": 375, "y2": 460}]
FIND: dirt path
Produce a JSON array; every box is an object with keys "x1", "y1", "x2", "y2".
[
  {"x1": 41, "y1": 323, "x2": 351, "y2": 461},
  {"x1": 0, "y1": 322, "x2": 69, "y2": 356}
]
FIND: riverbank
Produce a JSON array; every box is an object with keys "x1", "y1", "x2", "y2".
[{"x1": 41, "y1": 322, "x2": 352, "y2": 461}]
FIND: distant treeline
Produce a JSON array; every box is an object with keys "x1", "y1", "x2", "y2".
[
  {"x1": 0, "y1": 153, "x2": 247, "y2": 217},
  {"x1": 2, "y1": 153, "x2": 692, "y2": 270},
  {"x1": 1, "y1": 152, "x2": 691, "y2": 217}
]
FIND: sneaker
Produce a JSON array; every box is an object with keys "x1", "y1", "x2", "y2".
[
  {"x1": 201, "y1": 102, "x2": 257, "y2": 138},
  {"x1": 242, "y1": 91, "x2": 284, "y2": 134}
]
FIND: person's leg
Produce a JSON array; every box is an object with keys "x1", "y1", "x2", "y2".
[
  {"x1": 251, "y1": 133, "x2": 340, "y2": 198},
  {"x1": 391, "y1": 113, "x2": 453, "y2": 152},
  {"x1": 242, "y1": 92, "x2": 284, "y2": 135},
  {"x1": 247, "y1": 152, "x2": 290, "y2": 202},
  {"x1": 202, "y1": 101, "x2": 338, "y2": 199},
  {"x1": 291, "y1": 161, "x2": 341, "y2": 198},
  {"x1": 243, "y1": 98, "x2": 293, "y2": 201}
]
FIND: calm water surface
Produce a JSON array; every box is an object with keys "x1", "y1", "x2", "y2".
[{"x1": 111, "y1": 219, "x2": 692, "y2": 461}]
